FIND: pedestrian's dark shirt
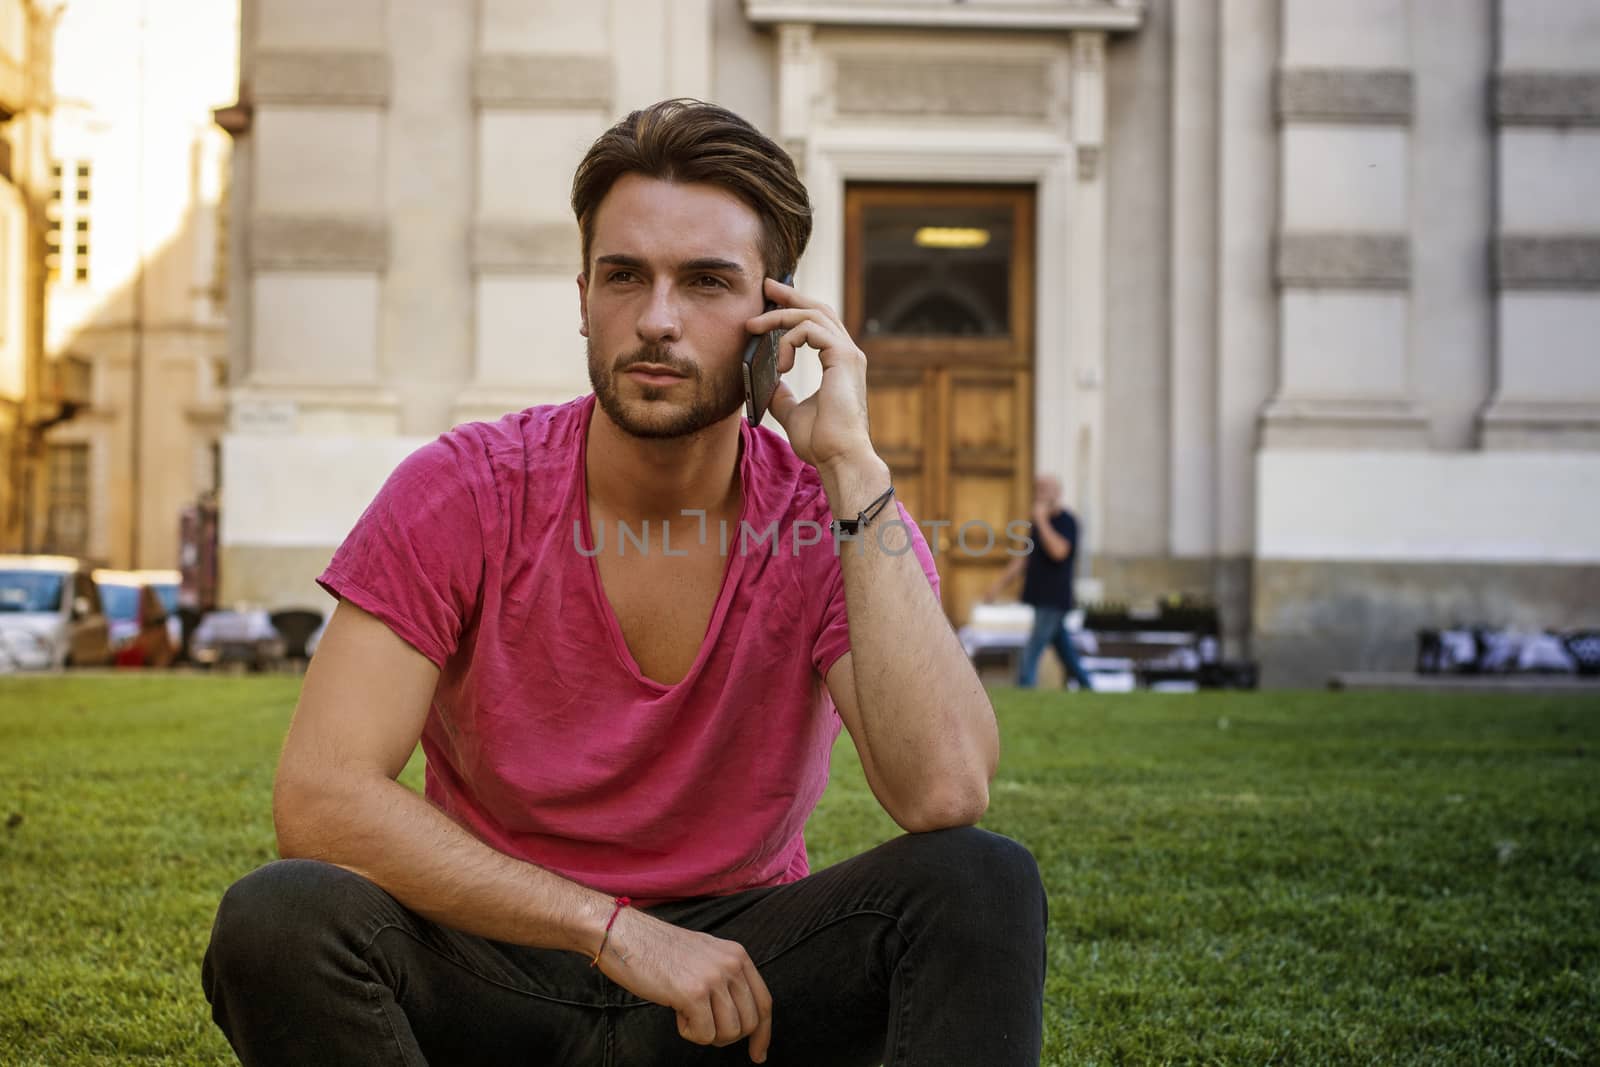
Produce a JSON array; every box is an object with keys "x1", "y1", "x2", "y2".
[{"x1": 1021, "y1": 510, "x2": 1079, "y2": 610}]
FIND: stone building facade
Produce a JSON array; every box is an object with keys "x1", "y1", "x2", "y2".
[
  {"x1": 220, "y1": 0, "x2": 1600, "y2": 684},
  {"x1": 34, "y1": 0, "x2": 235, "y2": 570}
]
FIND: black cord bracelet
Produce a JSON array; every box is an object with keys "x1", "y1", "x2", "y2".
[{"x1": 833, "y1": 485, "x2": 895, "y2": 536}]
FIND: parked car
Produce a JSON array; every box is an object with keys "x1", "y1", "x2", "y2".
[
  {"x1": 93, "y1": 569, "x2": 181, "y2": 667},
  {"x1": 0, "y1": 555, "x2": 113, "y2": 670},
  {"x1": 190, "y1": 609, "x2": 287, "y2": 671}
]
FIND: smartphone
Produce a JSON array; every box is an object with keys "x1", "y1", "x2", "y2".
[{"x1": 742, "y1": 272, "x2": 794, "y2": 427}]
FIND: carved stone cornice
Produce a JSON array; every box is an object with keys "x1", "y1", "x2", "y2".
[
  {"x1": 1494, "y1": 71, "x2": 1600, "y2": 126},
  {"x1": 1276, "y1": 68, "x2": 1412, "y2": 124},
  {"x1": 1276, "y1": 232, "x2": 1410, "y2": 289},
  {"x1": 473, "y1": 54, "x2": 612, "y2": 110},
  {"x1": 834, "y1": 55, "x2": 1054, "y2": 119},
  {"x1": 253, "y1": 50, "x2": 389, "y2": 107},
  {"x1": 1495, "y1": 235, "x2": 1600, "y2": 290},
  {"x1": 1480, "y1": 401, "x2": 1600, "y2": 450},
  {"x1": 744, "y1": 0, "x2": 1144, "y2": 31},
  {"x1": 471, "y1": 222, "x2": 581, "y2": 273},
  {"x1": 250, "y1": 215, "x2": 388, "y2": 271},
  {"x1": 1259, "y1": 397, "x2": 1429, "y2": 448}
]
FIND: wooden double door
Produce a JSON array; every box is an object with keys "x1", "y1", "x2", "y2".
[{"x1": 845, "y1": 184, "x2": 1035, "y2": 627}]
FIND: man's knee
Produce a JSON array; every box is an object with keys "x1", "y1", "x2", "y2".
[
  {"x1": 204, "y1": 859, "x2": 372, "y2": 992},
  {"x1": 867, "y1": 827, "x2": 1047, "y2": 978},
  {"x1": 892, "y1": 826, "x2": 1045, "y2": 913}
]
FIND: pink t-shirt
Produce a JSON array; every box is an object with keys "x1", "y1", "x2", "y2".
[{"x1": 318, "y1": 395, "x2": 939, "y2": 904}]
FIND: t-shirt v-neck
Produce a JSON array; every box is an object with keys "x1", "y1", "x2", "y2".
[{"x1": 573, "y1": 415, "x2": 752, "y2": 694}]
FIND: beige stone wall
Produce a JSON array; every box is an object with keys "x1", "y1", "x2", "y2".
[{"x1": 220, "y1": 544, "x2": 339, "y2": 612}]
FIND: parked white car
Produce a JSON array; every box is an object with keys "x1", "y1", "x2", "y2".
[{"x1": 0, "y1": 555, "x2": 113, "y2": 671}]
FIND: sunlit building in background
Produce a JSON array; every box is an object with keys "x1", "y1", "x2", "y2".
[
  {"x1": 36, "y1": 0, "x2": 236, "y2": 570},
  {"x1": 0, "y1": 0, "x2": 58, "y2": 556},
  {"x1": 216, "y1": 0, "x2": 1597, "y2": 684}
]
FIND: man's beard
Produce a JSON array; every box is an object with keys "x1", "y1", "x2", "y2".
[{"x1": 588, "y1": 339, "x2": 744, "y2": 439}]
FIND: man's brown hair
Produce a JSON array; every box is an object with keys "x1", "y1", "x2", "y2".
[{"x1": 571, "y1": 98, "x2": 813, "y2": 279}]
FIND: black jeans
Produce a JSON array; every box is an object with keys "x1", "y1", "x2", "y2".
[{"x1": 202, "y1": 827, "x2": 1047, "y2": 1066}]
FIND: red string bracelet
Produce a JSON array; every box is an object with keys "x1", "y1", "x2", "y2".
[{"x1": 590, "y1": 896, "x2": 631, "y2": 967}]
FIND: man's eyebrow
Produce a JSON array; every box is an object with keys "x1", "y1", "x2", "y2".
[
  {"x1": 593, "y1": 253, "x2": 748, "y2": 276},
  {"x1": 680, "y1": 257, "x2": 748, "y2": 276}
]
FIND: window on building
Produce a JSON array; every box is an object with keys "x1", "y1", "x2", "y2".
[
  {"x1": 45, "y1": 443, "x2": 89, "y2": 557},
  {"x1": 46, "y1": 167, "x2": 61, "y2": 283},
  {"x1": 47, "y1": 160, "x2": 91, "y2": 285},
  {"x1": 860, "y1": 198, "x2": 1016, "y2": 339}
]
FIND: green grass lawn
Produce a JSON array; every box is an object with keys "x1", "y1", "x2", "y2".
[{"x1": 1, "y1": 676, "x2": 1596, "y2": 1065}]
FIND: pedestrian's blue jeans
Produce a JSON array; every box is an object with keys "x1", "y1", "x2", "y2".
[
  {"x1": 202, "y1": 827, "x2": 1047, "y2": 1066},
  {"x1": 1018, "y1": 606, "x2": 1094, "y2": 690}
]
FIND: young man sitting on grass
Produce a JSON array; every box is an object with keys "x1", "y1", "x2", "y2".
[{"x1": 202, "y1": 98, "x2": 1047, "y2": 1066}]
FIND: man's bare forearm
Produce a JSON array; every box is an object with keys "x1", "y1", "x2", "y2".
[
  {"x1": 822, "y1": 454, "x2": 999, "y2": 829},
  {"x1": 275, "y1": 769, "x2": 611, "y2": 955}
]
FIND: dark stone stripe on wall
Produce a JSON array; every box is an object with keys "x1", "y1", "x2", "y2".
[
  {"x1": 254, "y1": 50, "x2": 389, "y2": 106},
  {"x1": 471, "y1": 222, "x2": 582, "y2": 272},
  {"x1": 1276, "y1": 68, "x2": 1412, "y2": 124},
  {"x1": 1494, "y1": 72, "x2": 1600, "y2": 126},
  {"x1": 1275, "y1": 232, "x2": 1410, "y2": 288},
  {"x1": 473, "y1": 54, "x2": 612, "y2": 110},
  {"x1": 251, "y1": 215, "x2": 389, "y2": 271},
  {"x1": 1496, "y1": 236, "x2": 1600, "y2": 289}
]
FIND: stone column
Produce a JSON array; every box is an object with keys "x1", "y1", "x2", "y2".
[
  {"x1": 383, "y1": 0, "x2": 474, "y2": 436},
  {"x1": 1067, "y1": 30, "x2": 1109, "y2": 539},
  {"x1": 232, "y1": 0, "x2": 400, "y2": 437},
  {"x1": 1168, "y1": 0, "x2": 1220, "y2": 558},
  {"x1": 1480, "y1": 0, "x2": 1600, "y2": 449},
  {"x1": 1260, "y1": 0, "x2": 1425, "y2": 448},
  {"x1": 775, "y1": 23, "x2": 814, "y2": 175}
]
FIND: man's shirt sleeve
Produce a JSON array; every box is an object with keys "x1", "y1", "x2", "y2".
[
  {"x1": 810, "y1": 501, "x2": 941, "y2": 684},
  {"x1": 317, "y1": 433, "x2": 489, "y2": 669}
]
